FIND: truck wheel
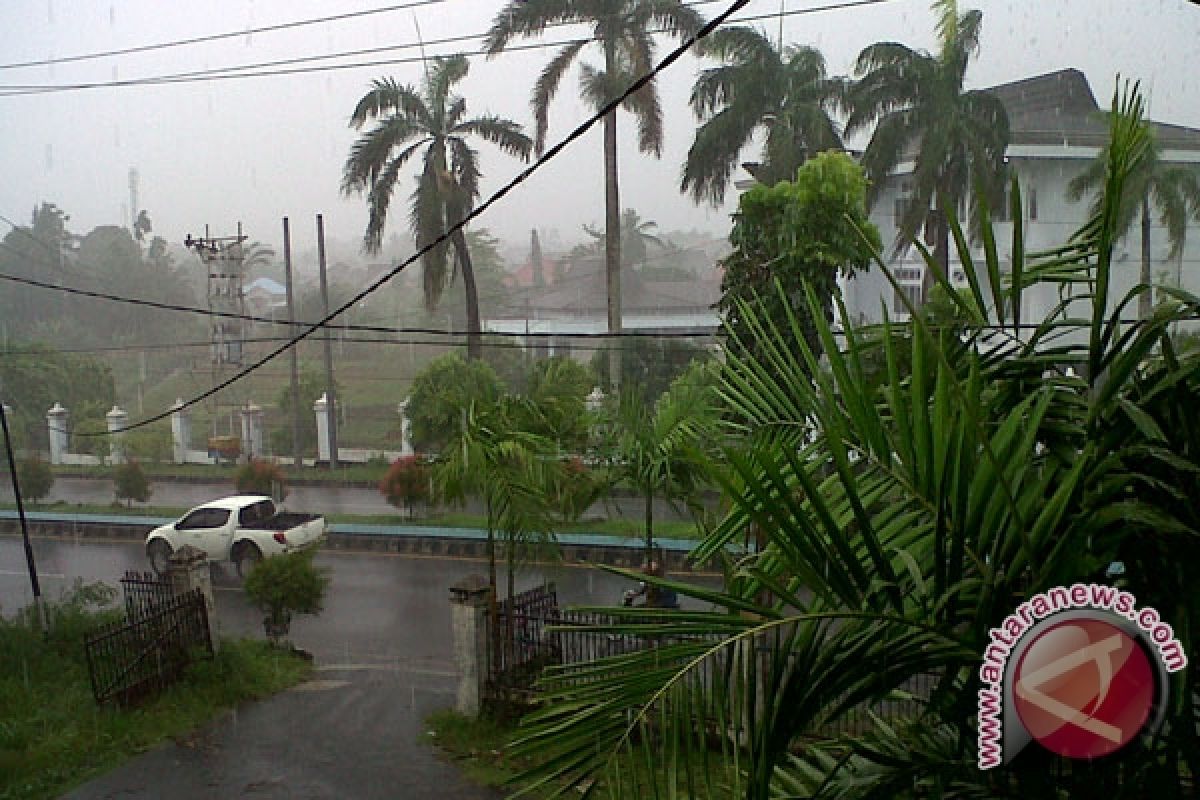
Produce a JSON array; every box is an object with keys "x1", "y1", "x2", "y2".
[
  {"x1": 147, "y1": 540, "x2": 172, "y2": 576},
  {"x1": 235, "y1": 543, "x2": 263, "y2": 579}
]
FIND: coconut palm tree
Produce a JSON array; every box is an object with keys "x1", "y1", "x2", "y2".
[
  {"x1": 341, "y1": 55, "x2": 532, "y2": 359},
  {"x1": 1068, "y1": 124, "x2": 1200, "y2": 318},
  {"x1": 681, "y1": 27, "x2": 844, "y2": 207},
  {"x1": 485, "y1": 0, "x2": 705, "y2": 387},
  {"x1": 845, "y1": 0, "x2": 1008, "y2": 303},
  {"x1": 583, "y1": 208, "x2": 665, "y2": 267}
]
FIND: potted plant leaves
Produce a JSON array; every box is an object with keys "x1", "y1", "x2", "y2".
[{"x1": 241, "y1": 550, "x2": 330, "y2": 651}]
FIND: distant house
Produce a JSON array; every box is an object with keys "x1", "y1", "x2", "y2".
[
  {"x1": 485, "y1": 256, "x2": 722, "y2": 359},
  {"x1": 244, "y1": 277, "x2": 287, "y2": 318},
  {"x1": 844, "y1": 69, "x2": 1200, "y2": 330}
]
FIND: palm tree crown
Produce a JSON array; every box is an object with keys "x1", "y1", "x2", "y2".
[
  {"x1": 681, "y1": 26, "x2": 844, "y2": 207},
  {"x1": 1067, "y1": 123, "x2": 1200, "y2": 318},
  {"x1": 485, "y1": 0, "x2": 705, "y2": 388},
  {"x1": 341, "y1": 55, "x2": 532, "y2": 314},
  {"x1": 846, "y1": 0, "x2": 1008, "y2": 293}
]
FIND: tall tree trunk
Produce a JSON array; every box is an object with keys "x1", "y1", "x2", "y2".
[
  {"x1": 604, "y1": 41, "x2": 623, "y2": 393},
  {"x1": 925, "y1": 192, "x2": 951, "y2": 306},
  {"x1": 1140, "y1": 194, "x2": 1153, "y2": 320},
  {"x1": 486, "y1": 497, "x2": 499, "y2": 674},
  {"x1": 644, "y1": 486, "x2": 654, "y2": 561},
  {"x1": 451, "y1": 228, "x2": 483, "y2": 359}
]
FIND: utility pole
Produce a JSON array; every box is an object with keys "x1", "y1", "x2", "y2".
[
  {"x1": 282, "y1": 217, "x2": 303, "y2": 470},
  {"x1": 316, "y1": 214, "x2": 339, "y2": 469},
  {"x1": 0, "y1": 398, "x2": 42, "y2": 627}
]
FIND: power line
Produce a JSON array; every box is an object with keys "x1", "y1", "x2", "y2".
[
  {"x1": 0, "y1": 264, "x2": 721, "y2": 340},
  {"x1": 0, "y1": 0, "x2": 894, "y2": 97},
  {"x1": 58, "y1": 0, "x2": 754, "y2": 437},
  {"x1": 0, "y1": 0, "x2": 448, "y2": 72}
]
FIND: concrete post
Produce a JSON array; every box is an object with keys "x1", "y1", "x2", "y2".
[
  {"x1": 167, "y1": 544, "x2": 220, "y2": 654},
  {"x1": 105, "y1": 405, "x2": 128, "y2": 465},
  {"x1": 240, "y1": 403, "x2": 264, "y2": 460},
  {"x1": 314, "y1": 393, "x2": 331, "y2": 464},
  {"x1": 397, "y1": 399, "x2": 413, "y2": 457},
  {"x1": 46, "y1": 403, "x2": 69, "y2": 465},
  {"x1": 585, "y1": 386, "x2": 605, "y2": 412},
  {"x1": 449, "y1": 574, "x2": 492, "y2": 716},
  {"x1": 170, "y1": 399, "x2": 190, "y2": 464}
]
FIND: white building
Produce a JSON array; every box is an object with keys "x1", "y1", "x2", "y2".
[{"x1": 844, "y1": 69, "x2": 1200, "y2": 329}]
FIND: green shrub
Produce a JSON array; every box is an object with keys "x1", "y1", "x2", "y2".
[
  {"x1": 16, "y1": 457, "x2": 54, "y2": 504},
  {"x1": 113, "y1": 460, "x2": 151, "y2": 506},
  {"x1": 125, "y1": 427, "x2": 172, "y2": 463},
  {"x1": 242, "y1": 551, "x2": 330, "y2": 645},
  {"x1": 234, "y1": 458, "x2": 288, "y2": 501},
  {"x1": 379, "y1": 456, "x2": 430, "y2": 518}
]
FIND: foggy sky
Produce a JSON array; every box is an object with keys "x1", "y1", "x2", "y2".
[{"x1": 0, "y1": 0, "x2": 1197, "y2": 265}]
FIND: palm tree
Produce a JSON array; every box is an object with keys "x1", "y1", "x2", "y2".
[
  {"x1": 583, "y1": 208, "x2": 664, "y2": 267},
  {"x1": 845, "y1": 0, "x2": 1008, "y2": 302},
  {"x1": 132, "y1": 210, "x2": 152, "y2": 243},
  {"x1": 341, "y1": 55, "x2": 532, "y2": 359},
  {"x1": 485, "y1": 0, "x2": 705, "y2": 387},
  {"x1": 605, "y1": 362, "x2": 718, "y2": 559},
  {"x1": 681, "y1": 27, "x2": 844, "y2": 207},
  {"x1": 1068, "y1": 124, "x2": 1200, "y2": 318}
]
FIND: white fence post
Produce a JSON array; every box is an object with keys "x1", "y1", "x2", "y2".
[{"x1": 47, "y1": 403, "x2": 69, "y2": 465}]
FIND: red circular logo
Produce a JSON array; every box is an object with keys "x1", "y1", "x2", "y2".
[{"x1": 1012, "y1": 618, "x2": 1155, "y2": 759}]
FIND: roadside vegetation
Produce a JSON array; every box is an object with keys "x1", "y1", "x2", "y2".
[{"x1": 0, "y1": 582, "x2": 310, "y2": 800}]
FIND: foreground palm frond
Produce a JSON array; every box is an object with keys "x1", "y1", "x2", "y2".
[{"x1": 506, "y1": 80, "x2": 1200, "y2": 799}]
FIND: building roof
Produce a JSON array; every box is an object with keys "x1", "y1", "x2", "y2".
[
  {"x1": 496, "y1": 257, "x2": 720, "y2": 317},
  {"x1": 245, "y1": 277, "x2": 286, "y2": 295},
  {"x1": 987, "y1": 69, "x2": 1200, "y2": 150}
]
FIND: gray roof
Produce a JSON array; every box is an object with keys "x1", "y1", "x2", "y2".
[
  {"x1": 987, "y1": 69, "x2": 1200, "y2": 150},
  {"x1": 496, "y1": 257, "x2": 720, "y2": 317}
]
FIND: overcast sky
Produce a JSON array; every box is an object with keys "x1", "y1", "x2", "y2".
[{"x1": 0, "y1": 0, "x2": 1197, "y2": 264}]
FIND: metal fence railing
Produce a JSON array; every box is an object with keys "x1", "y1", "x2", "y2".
[
  {"x1": 84, "y1": 583, "x2": 212, "y2": 707},
  {"x1": 120, "y1": 570, "x2": 175, "y2": 622}
]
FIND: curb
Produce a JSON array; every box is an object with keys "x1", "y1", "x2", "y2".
[{"x1": 0, "y1": 513, "x2": 723, "y2": 573}]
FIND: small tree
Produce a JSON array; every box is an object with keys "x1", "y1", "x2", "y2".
[
  {"x1": 243, "y1": 550, "x2": 330, "y2": 647},
  {"x1": 17, "y1": 457, "x2": 54, "y2": 505},
  {"x1": 379, "y1": 455, "x2": 430, "y2": 519},
  {"x1": 235, "y1": 458, "x2": 289, "y2": 502},
  {"x1": 113, "y1": 460, "x2": 151, "y2": 507},
  {"x1": 406, "y1": 353, "x2": 504, "y2": 452}
]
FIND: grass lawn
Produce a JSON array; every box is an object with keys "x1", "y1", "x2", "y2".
[
  {"x1": 425, "y1": 709, "x2": 730, "y2": 798},
  {"x1": 0, "y1": 590, "x2": 311, "y2": 800}
]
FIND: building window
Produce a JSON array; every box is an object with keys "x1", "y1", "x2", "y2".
[
  {"x1": 893, "y1": 195, "x2": 909, "y2": 227},
  {"x1": 893, "y1": 284, "x2": 922, "y2": 313},
  {"x1": 1027, "y1": 186, "x2": 1038, "y2": 221}
]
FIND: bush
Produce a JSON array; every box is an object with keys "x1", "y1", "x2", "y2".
[
  {"x1": 242, "y1": 551, "x2": 330, "y2": 646},
  {"x1": 379, "y1": 455, "x2": 430, "y2": 518},
  {"x1": 234, "y1": 458, "x2": 289, "y2": 501},
  {"x1": 125, "y1": 426, "x2": 172, "y2": 463},
  {"x1": 113, "y1": 459, "x2": 151, "y2": 506},
  {"x1": 17, "y1": 457, "x2": 54, "y2": 504}
]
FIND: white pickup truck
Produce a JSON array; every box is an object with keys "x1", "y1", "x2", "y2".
[{"x1": 145, "y1": 495, "x2": 325, "y2": 577}]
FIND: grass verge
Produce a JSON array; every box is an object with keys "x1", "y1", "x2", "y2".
[{"x1": 0, "y1": 587, "x2": 311, "y2": 800}]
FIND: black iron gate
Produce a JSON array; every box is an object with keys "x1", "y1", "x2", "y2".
[{"x1": 84, "y1": 572, "x2": 213, "y2": 707}]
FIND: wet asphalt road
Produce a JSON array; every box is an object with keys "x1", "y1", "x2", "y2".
[
  {"x1": 0, "y1": 475, "x2": 700, "y2": 522},
  {"x1": 1, "y1": 536, "x2": 680, "y2": 799}
]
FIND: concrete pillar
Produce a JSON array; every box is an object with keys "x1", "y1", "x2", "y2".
[
  {"x1": 240, "y1": 403, "x2": 264, "y2": 460},
  {"x1": 397, "y1": 400, "x2": 413, "y2": 457},
  {"x1": 46, "y1": 403, "x2": 69, "y2": 465},
  {"x1": 167, "y1": 544, "x2": 220, "y2": 654},
  {"x1": 105, "y1": 405, "x2": 128, "y2": 465},
  {"x1": 449, "y1": 574, "x2": 492, "y2": 716},
  {"x1": 586, "y1": 386, "x2": 605, "y2": 412},
  {"x1": 170, "y1": 399, "x2": 190, "y2": 464},
  {"x1": 313, "y1": 393, "x2": 331, "y2": 464}
]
